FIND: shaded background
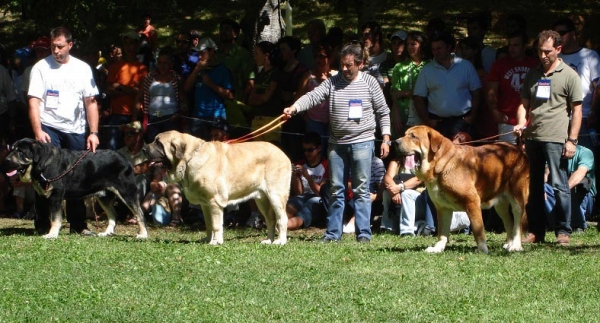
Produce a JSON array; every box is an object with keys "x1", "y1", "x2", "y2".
[{"x1": 1, "y1": 0, "x2": 599, "y2": 59}]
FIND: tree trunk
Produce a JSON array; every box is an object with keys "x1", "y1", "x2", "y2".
[
  {"x1": 239, "y1": 0, "x2": 284, "y2": 50},
  {"x1": 254, "y1": 0, "x2": 285, "y2": 45}
]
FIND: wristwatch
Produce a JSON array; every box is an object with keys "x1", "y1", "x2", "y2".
[
  {"x1": 567, "y1": 138, "x2": 578, "y2": 145},
  {"x1": 383, "y1": 140, "x2": 393, "y2": 146}
]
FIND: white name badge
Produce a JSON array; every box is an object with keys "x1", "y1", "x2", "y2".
[
  {"x1": 536, "y1": 79, "x2": 551, "y2": 99},
  {"x1": 348, "y1": 99, "x2": 362, "y2": 120},
  {"x1": 45, "y1": 90, "x2": 59, "y2": 109}
]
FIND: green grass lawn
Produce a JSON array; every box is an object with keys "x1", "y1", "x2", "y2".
[{"x1": 1, "y1": 218, "x2": 599, "y2": 322}]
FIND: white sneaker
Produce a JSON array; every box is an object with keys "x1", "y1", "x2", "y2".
[{"x1": 342, "y1": 223, "x2": 354, "y2": 234}]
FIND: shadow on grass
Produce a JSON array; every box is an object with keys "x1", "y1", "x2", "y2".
[
  {"x1": 0, "y1": 226, "x2": 38, "y2": 236},
  {"x1": 379, "y1": 240, "x2": 600, "y2": 255}
]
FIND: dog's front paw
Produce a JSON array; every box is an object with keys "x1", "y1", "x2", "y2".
[
  {"x1": 503, "y1": 242, "x2": 523, "y2": 252},
  {"x1": 271, "y1": 239, "x2": 286, "y2": 245},
  {"x1": 208, "y1": 239, "x2": 223, "y2": 245},
  {"x1": 425, "y1": 245, "x2": 444, "y2": 253},
  {"x1": 477, "y1": 242, "x2": 489, "y2": 254},
  {"x1": 260, "y1": 239, "x2": 273, "y2": 245},
  {"x1": 135, "y1": 233, "x2": 148, "y2": 239},
  {"x1": 98, "y1": 232, "x2": 113, "y2": 237},
  {"x1": 42, "y1": 233, "x2": 58, "y2": 239}
]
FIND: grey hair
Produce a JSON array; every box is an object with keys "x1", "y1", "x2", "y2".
[{"x1": 340, "y1": 43, "x2": 368, "y2": 64}]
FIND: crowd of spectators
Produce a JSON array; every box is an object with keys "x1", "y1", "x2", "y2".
[{"x1": 0, "y1": 11, "x2": 598, "y2": 242}]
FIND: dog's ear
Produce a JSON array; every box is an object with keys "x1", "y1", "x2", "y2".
[
  {"x1": 429, "y1": 128, "x2": 444, "y2": 153},
  {"x1": 173, "y1": 139, "x2": 186, "y2": 160},
  {"x1": 14, "y1": 139, "x2": 42, "y2": 163}
]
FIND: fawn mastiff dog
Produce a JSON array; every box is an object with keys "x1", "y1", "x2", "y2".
[
  {"x1": 2, "y1": 138, "x2": 148, "y2": 239},
  {"x1": 144, "y1": 131, "x2": 291, "y2": 245},
  {"x1": 396, "y1": 126, "x2": 529, "y2": 253}
]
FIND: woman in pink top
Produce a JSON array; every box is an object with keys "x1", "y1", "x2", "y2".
[{"x1": 305, "y1": 40, "x2": 336, "y2": 156}]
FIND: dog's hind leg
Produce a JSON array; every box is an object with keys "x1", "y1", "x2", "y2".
[
  {"x1": 495, "y1": 198, "x2": 521, "y2": 252},
  {"x1": 96, "y1": 194, "x2": 118, "y2": 237},
  {"x1": 261, "y1": 207, "x2": 276, "y2": 245},
  {"x1": 269, "y1": 193, "x2": 288, "y2": 245},
  {"x1": 255, "y1": 195, "x2": 275, "y2": 244},
  {"x1": 507, "y1": 197, "x2": 525, "y2": 252}
]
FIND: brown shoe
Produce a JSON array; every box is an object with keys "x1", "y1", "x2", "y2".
[
  {"x1": 522, "y1": 233, "x2": 544, "y2": 243},
  {"x1": 556, "y1": 233, "x2": 570, "y2": 246}
]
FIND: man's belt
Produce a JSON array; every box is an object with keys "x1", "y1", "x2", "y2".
[{"x1": 429, "y1": 110, "x2": 471, "y2": 121}]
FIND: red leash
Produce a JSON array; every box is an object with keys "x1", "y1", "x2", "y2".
[{"x1": 225, "y1": 114, "x2": 287, "y2": 144}]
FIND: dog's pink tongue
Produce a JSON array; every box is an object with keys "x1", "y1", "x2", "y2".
[{"x1": 6, "y1": 170, "x2": 16, "y2": 177}]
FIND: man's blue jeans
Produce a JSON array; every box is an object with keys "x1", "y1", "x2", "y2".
[
  {"x1": 324, "y1": 141, "x2": 374, "y2": 241},
  {"x1": 526, "y1": 140, "x2": 572, "y2": 237},
  {"x1": 544, "y1": 183, "x2": 593, "y2": 230}
]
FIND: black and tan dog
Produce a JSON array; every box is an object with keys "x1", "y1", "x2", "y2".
[
  {"x1": 144, "y1": 131, "x2": 291, "y2": 245},
  {"x1": 396, "y1": 126, "x2": 529, "y2": 253},
  {"x1": 2, "y1": 138, "x2": 148, "y2": 239}
]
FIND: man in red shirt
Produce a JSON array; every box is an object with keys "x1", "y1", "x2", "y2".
[{"x1": 486, "y1": 32, "x2": 538, "y2": 144}]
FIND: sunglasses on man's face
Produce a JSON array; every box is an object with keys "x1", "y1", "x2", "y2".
[
  {"x1": 123, "y1": 132, "x2": 139, "y2": 138},
  {"x1": 303, "y1": 147, "x2": 317, "y2": 153},
  {"x1": 556, "y1": 29, "x2": 570, "y2": 36}
]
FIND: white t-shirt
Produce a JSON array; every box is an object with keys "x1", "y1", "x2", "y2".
[
  {"x1": 28, "y1": 55, "x2": 99, "y2": 134},
  {"x1": 560, "y1": 48, "x2": 600, "y2": 118},
  {"x1": 149, "y1": 80, "x2": 178, "y2": 117},
  {"x1": 295, "y1": 158, "x2": 328, "y2": 195},
  {"x1": 366, "y1": 51, "x2": 389, "y2": 86}
]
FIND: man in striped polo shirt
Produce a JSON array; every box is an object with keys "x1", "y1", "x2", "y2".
[{"x1": 283, "y1": 43, "x2": 391, "y2": 243}]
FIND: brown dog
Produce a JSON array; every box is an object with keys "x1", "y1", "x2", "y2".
[
  {"x1": 143, "y1": 131, "x2": 291, "y2": 245},
  {"x1": 396, "y1": 126, "x2": 529, "y2": 253}
]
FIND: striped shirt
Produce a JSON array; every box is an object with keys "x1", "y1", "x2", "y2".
[
  {"x1": 292, "y1": 71, "x2": 391, "y2": 144},
  {"x1": 142, "y1": 70, "x2": 181, "y2": 114}
]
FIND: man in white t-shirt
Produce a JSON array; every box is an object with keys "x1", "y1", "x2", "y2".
[
  {"x1": 553, "y1": 17, "x2": 600, "y2": 150},
  {"x1": 27, "y1": 26, "x2": 100, "y2": 236}
]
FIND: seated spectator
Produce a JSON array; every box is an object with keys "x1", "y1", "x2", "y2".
[
  {"x1": 544, "y1": 145, "x2": 596, "y2": 231},
  {"x1": 142, "y1": 167, "x2": 184, "y2": 227},
  {"x1": 381, "y1": 155, "x2": 425, "y2": 236},
  {"x1": 286, "y1": 132, "x2": 329, "y2": 230},
  {"x1": 116, "y1": 122, "x2": 151, "y2": 223},
  {"x1": 414, "y1": 189, "x2": 436, "y2": 236},
  {"x1": 9, "y1": 174, "x2": 35, "y2": 219}
]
